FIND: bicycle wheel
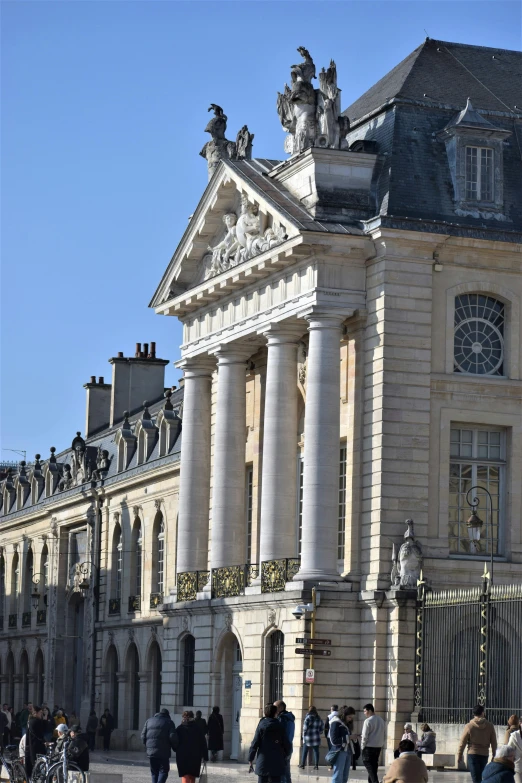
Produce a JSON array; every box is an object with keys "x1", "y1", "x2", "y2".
[
  {"x1": 45, "y1": 761, "x2": 86, "y2": 783},
  {"x1": 10, "y1": 760, "x2": 28, "y2": 783},
  {"x1": 31, "y1": 756, "x2": 47, "y2": 783}
]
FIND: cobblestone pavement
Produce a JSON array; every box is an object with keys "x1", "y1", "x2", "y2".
[{"x1": 90, "y1": 754, "x2": 469, "y2": 783}]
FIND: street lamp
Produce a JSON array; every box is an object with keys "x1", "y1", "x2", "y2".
[
  {"x1": 466, "y1": 486, "x2": 494, "y2": 585},
  {"x1": 75, "y1": 561, "x2": 99, "y2": 600},
  {"x1": 31, "y1": 573, "x2": 46, "y2": 610}
]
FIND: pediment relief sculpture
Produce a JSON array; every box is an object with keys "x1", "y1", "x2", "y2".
[{"x1": 203, "y1": 195, "x2": 287, "y2": 280}]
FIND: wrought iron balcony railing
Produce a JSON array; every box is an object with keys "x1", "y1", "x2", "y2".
[
  {"x1": 212, "y1": 564, "x2": 259, "y2": 598},
  {"x1": 108, "y1": 598, "x2": 121, "y2": 615},
  {"x1": 128, "y1": 595, "x2": 141, "y2": 613},
  {"x1": 36, "y1": 609, "x2": 47, "y2": 625},
  {"x1": 150, "y1": 592, "x2": 163, "y2": 609},
  {"x1": 22, "y1": 611, "x2": 32, "y2": 627},
  {"x1": 0, "y1": 616, "x2": 3, "y2": 631},
  {"x1": 177, "y1": 570, "x2": 210, "y2": 602},
  {"x1": 261, "y1": 558, "x2": 300, "y2": 593},
  {"x1": 9, "y1": 614, "x2": 17, "y2": 629}
]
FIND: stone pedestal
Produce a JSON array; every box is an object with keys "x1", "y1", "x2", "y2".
[{"x1": 294, "y1": 311, "x2": 344, "y2": 582}]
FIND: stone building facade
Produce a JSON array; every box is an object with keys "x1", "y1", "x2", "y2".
[{"x1": 1, "y1": 38, "x2": 521, "y2": 759}]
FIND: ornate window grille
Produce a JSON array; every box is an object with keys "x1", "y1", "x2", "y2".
[
  {"x1": 183, "y1": 634, "x2": 195, "y2": 706},
  {"x1": 269, "y1": 630, "x2": 284, "y2": 703},
  {"x1": 449, "y1": 427, "x2": 504, "y2": 555},
  {"x1": 338, "y1": 444, "x2": 347, "y2": 563},
  {"x1": 454, "y1": 294, "x2": 504, "y2": 376},
  {"x1": 465, "y1": 146, "x2": 493, "y2": 201}
]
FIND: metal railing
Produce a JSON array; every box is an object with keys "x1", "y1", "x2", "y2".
[
  {"x1": 128, "y1": 595, "x2": 141, "y2": 613},
  {"x1": 108, "y1": 598, "x2": 121, "y2": 615},
  {"x1": 150, "y1": 592, "x2": 163, "y2": 609},
  {"x1": 414, "y1": 577, "x2": 522, "y2": 725},
  {"x1": 211, "y1": 564, "x2": 259, "y2": 598},
  {"x1": 36, "y1": 609, "x2": 47, "y2": 625},
  {"x1": 177, "y1": 571, "x2": 210, "y2": 602},
  {"x1": 22, "y1": 611, "x2": 31, "y2": 627},
  {"x1": 9, "y1": 614, "x2": 17, "y2": 629},
  {"x1": 261, "y1": 558, "x2": 300, "y2": 593}
]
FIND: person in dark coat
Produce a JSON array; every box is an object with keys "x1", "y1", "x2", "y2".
[
  {"x1": 482, "y1": 745, "x2": 516, "y2": 783},
  {"x1": 175, "y1": 711, "x2": 208, "y2": 783},
  {"x1": 249, "y1": 704, "x2": 291, "y2": 783},
  {"x1": 86, "y1": 711, "x2": 98, "y2": 751},
  {"x1": 207, "y1": 706, "x2": 224, "y2": 762},
  {"x1": 25, "y1": 705, "x2": 47, "y2": 777},
  {"x1": 142, "y1": 708, "x2": 178, "y2": 783},
  {"x1": 194, "y1": 711, "x2": 207, "y2": 738},
  {"x1": 69, "y1": 725, "x2": 90, "y2": 772},
  {"x1": 100, "y1": 708, "x2": 115, "y2": 751}
]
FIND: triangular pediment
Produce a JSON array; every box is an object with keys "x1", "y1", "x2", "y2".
[{"x1": 150, "y1": 159, "x2": 303, "y2": 309}]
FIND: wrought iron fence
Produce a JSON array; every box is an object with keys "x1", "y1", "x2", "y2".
[
  {"x1": 22, "y1": 611, "x2": 31, "y2": 627},
  {"x1": 177, "y1": 570, "x2": 210, "y2": 602},
  {"x1": 261, "y1": 558, "x2": 300, "y2": 593},
  {"x1": 108, "y1": 598, "x2": 121, "y2": 615},
  {"x1": 128, "y1": 595, "x2": 141, "y2": 613},
  {"x1": 414, "y1": 576, "x2": 522, "y2": 725},
  {"x1": 9, "y1": 613, "x2": 17, "y2": 629},
  {"x1": 36, "y1": 609, "x2": 47, "y2": 625},
  {"x1": 211, "y1": 564, "x2": 259, "y2": 598}
]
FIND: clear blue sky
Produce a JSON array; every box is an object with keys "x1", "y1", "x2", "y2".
[{"x1": 2, "y1": 0, "x2": 520, "y2": 462}]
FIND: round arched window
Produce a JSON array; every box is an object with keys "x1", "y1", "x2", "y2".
[{"x1": 454, "y1": 294, "x2": 504, "y2": 376}]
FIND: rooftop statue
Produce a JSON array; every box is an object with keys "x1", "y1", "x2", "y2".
[
  {"x1": 199, "y1": 105, "x2": 254, "y2": 180},
  {"x1": 277, "y1": 47, "x2": 350, "y2": 156}
]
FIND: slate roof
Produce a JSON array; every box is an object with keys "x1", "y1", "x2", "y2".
[
  {"x1": 0, "y1": 387, "x2": 185, "y2": 521},
  {"x1": 343, "y1": 38, "x2": 522, "y2": 124}
]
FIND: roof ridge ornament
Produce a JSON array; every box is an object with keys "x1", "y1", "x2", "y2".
[
  {"x1": 277, "y1": 46, "x2": 350, "y2": 156},
  {"x1": 200, "y1": 104, "x2": 254, "y2": 180}
]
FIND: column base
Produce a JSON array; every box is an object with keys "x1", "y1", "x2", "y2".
[{"x1": 292, "y1": 568, "x2": 342, "y2": 582}]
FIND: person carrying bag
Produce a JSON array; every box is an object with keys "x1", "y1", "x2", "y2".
[{"x1": 327, "y1": 707, "x2": 353, "y2": 783}]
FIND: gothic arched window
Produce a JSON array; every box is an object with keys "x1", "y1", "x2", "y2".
[
  {"x1": 454, "y1": 294, "x2": 504, "y2": 376},
  {"x1": 182, "y1": 634, "x2": 195, "y2": 706}
]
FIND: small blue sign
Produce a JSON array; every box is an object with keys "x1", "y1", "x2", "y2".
[{"x1": 245, "y1": 680, "x2": 252, "y2": 689}]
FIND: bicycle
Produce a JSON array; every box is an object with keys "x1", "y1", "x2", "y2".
[
  {"x1": 0, "y1": 744, "x2": 27, "y2": 783},
  {"x1": 44, "y1": 738, "x2": 86, "y2": 783},
  {"x1": 31, "y1": 744, "x2": 54, "y2": 783}
]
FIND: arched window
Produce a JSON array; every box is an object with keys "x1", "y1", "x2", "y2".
[
  {"x1": 131, "y1": 519, "x2": 143, "y2": 598},
  {"x1": 11, "y1": 552, "x2": 19, "y2": 613},
  {"x1": 20, "y1": 650, "x2": 29, "y2": 705},
  {"x1": 152, "y1": 512, "x2": 165, "y2": 597},
  {"x1": 182, "y1": 634, "x2": 195, "y2": 706},
  {"x1": 0, "y1": 553, "x2": 5, "y2": 621},
  {"x1": 6, "y1": 651, "x2": 15, "y2": 707},
  {"x1": 24, "y1": 548, "x2": 34, "y2": 614},
  {"x1": 454, "y1": 294, "x2": 505, "y2": 376},
  {"x1": 268, "y1": 631, "x2": 284, "y2": 703},
  {"x1": 106, "y1": 645, "x2": 119, "y2": 726},
  {"x1": 127, "y1": 643, "x2": 140, "y2": 730},
  {"x1": 112, "y1": 525, "x2": 123, "y2": 601},
  {"x1": 34, "y1": 649, "x2": 45, "y2": 705},
  {"x1": 40, "y1": 545, "x2": 49, "y2": 607},
  {"x1": 149, "y1": 642, "x2": 162, "y2": 715}
]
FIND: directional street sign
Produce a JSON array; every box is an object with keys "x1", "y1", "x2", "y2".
[
  {"x1": 296, "y1": 638, "x2": 331, "y2": 646},
  {"x1": 295, "y1": 648, "x2": 331, "y2": 656}
]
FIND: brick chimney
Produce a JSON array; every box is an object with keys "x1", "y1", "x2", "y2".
[
  {"x1": 84, "y1": 376, "x2": 112, "y2": 437},
  {"x1": 109, "y1": 342, "x2": 169, "y2": 426}
]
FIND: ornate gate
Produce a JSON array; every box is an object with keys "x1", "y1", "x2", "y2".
[{"x1": 413, "y1": 573, "x2": 522, "y2": 725}]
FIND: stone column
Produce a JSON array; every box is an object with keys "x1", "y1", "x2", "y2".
[
  {"x1": 176, "y1": 358, "x2": 215, "y2": 574},
  {"x1": 210, "y1": 346, "x2": 252, "y2": 569},
  {"x1": 294, "y1": 311, "x2": 344, "y2": 582},
  {"x1": 258, "y1": 324, "x2": 304, "y2": 564}
]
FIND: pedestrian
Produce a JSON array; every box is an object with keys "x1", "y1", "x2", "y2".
[
  {"x1": 275, "y1": 700, "x2": 295, "y2": 783},
  {"x1": 383, "y1": 739, "x2": 428, "y2": 783},
  {"x1": 248, "y1": 703, "x2": 291, "y2": 783},
  {"x1": 16, "y1": 703, "x2": 30, "y2": 737},
  {"x1": 326, "y1": 706, "x2": 352, "y2": 783},
  {"x1": 299, "y1": 705, "x2": 324, "y2": 770},
  {"x1": 0, "y1": 709, "x2": 7, "y2": 749},
  {"x1": 100, "y1": 708, "x2": 115, "y2": 751},
  {"x1": 69, "y1": 724, "x2": 90, "y2": 772},
  {"x1": 142, "y1": 707, "x2": 178, "y2": 783},
  {"x1": 175, "y1": 710, "x2": 208, "y2": 783},
  {"x1": 361, "y1": 703, "x2": 385, "y2": 783},
  {"x1": 482, "y1": 745, "x2": 517, "y2": 783},
  {"x1": 86, "y1": 710, "x2": 99, "y2": 752},
  {"x1": 457, "y1": 704, "x2": 497, "y2": 783},
  {"x1": 25, "y1": 705, "x2": 47, "y2": 777},
  {"x1": 18, "y1": 731, "x2": 27, "y2": 761},
  {"x1": 1, "y1": 704, "x2": 12, "y2": 747},
  {"x1": 207, "y1": 706, "x2": 224, "y2": 762},
  {"x1": 53, "y1": 709, "x2": 67, "y2": 737},
  {"x1": 344, "y1": 708, "x2": 360, "y2": 771},
  {"x1": 416, "y1": 724, "x2": 436, "y2": 757},
  {"x1": 508, "y1": 724, "x2": 522, "y2": 783},
  {"x1": 325, "y1": 705, "x2": 339, "y2": 752},
  {"x1": 505, "y1": 717, "x2": 521, "y2": 746},
  {"x1": 194, "y1": 711, "x2": 207, "y2": 737},
  {"x1": 41, "y1": 705, "x2": 54, "y2": 742}
]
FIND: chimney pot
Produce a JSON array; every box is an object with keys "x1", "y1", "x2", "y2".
[
  {"x1": 150, "y1": 341, "x2": 157, "y2": 358},
  {"x1": 90, "y1": 375, "x2": 96, "y2": 384},
  {"x1": 143, "y1": 343, "x2": 149, "y2": 358},
  {"x1": 98, "y1": 376, "x2": 104, "y2": 384},
  {"x1": 135, "y1": 342, "x2": 141, "y2": 358},
  {"x1": 117, "y1": 352, "x2": 124, "y2": 358}
]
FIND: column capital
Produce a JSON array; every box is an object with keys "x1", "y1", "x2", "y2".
[
  {"x1": 176, "y1": 356, "x2": 216, "y2": 378},
  {"x1": 259, "y1": 321, "x2": 305, "y2": 345},
  {"x1": 302, "y1": 308, "x2": 347, "y2": 329},
  {"x1": 210, "y1": 342, "x2": 256, "y2": 365}
]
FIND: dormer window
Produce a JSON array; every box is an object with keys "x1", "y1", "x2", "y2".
[{"x1": 465, "y1": 146, "x2": 493, "y2": 201}]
